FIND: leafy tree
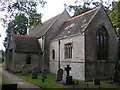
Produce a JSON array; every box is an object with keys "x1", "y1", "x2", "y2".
[
  {"x1": 1, "y1": 0, "x2": 46, "y2": 48},
  {"x1": 68, "y1": 2, "x2": 92, "y2": 17},
  {"x1": 0, "y1": 0, "x2": 46, "y2": 27},
  {"x1": 109, "y1": 1, "x2": 120, "y2": 37},
  {"x1": 6, "y1": 14, "x2": 28, "y2": 35},
  {"x1": 67, "y1": 0, "x2": 113, "y2": 17}
]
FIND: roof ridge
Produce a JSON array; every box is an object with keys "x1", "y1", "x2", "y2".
[
  {"x1": 42, "y1": 9, "x2": 69, "y2": 36},
  {"x1": 14, "y1": 34, "x2": 38, "y2": 38},
  {"x1": 66, "y1": 7, "x2": 100, "y2": 22}
]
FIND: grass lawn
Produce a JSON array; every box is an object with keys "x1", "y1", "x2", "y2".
[
  {"x1": 0, "y1": 63, "x2": 3, "y2": 68},
  {"x1": 15, "y1": 73, "x2": 120, "y2": 88},
  {"x1": 15, "y1": 73, "x2": 68, "y2": 88},
  {"x1": 0, "y1": 74, "x2": 11, "y2": 84}
]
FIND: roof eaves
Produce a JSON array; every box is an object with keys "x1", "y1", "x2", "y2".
[
  {"x1": 50, "y1": 32, "x2": 83, "y2": 42},
  {"x1": 14, "y1": 34, "x2": 38, "y2": 38}
]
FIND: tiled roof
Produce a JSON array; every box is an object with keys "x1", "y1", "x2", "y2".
[
  {"x1": 29, "y1": 14, "x2": 60, "y2": 37},
  {"x1": 66, "y1": 7, "x2": 100, "y2": 22},
  {"x1": 14, "y1": 35, "x2": 42, "y2": 53},
  {"x1": 52, "y1": 7, "x2": 100, "y2": 40}
]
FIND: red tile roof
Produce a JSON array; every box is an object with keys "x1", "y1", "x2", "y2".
[
  {"x1": 14, "y1": 34, "x2": 38, "y2": 38},
  {"x1": 66, "y1": 7, "x2": 100, "y2": 22}
]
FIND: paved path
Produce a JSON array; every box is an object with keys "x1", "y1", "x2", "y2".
[{"x1": 0, "y1": 68, "x2": 42, "y2": 89}]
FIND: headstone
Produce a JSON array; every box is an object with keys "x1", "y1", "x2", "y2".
[
  {"x1": 62, "y1": 72, "x2": 66, "y2": 83},
  {"x1": 32, "y1": 65, "x2": 38, "y2": 79},
  {"x1": 56, "y1": 68, "x2": 63, "y2": 81},
  {"x1": 64, "y1": 65, "x2": 73, "y2": 84},
  {"x1": 41, "y1": 70, "x2": 47, "y2": 82},
  {"x1": 113, "y1": 64, "x2": 120, "y2": 82},
  {"x1": 93, "y1": 79, "x2": 100, "y2": 85},
  {"x1": 21, "y1": 65, "x2": 27, "y2": 75}
]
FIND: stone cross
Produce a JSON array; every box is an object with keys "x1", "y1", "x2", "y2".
[{"x1": 65, "y1": 65, "x2": 71, "y2": 76}]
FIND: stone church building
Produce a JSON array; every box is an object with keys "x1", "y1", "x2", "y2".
[
  {"x1": 5, "y1": 35, "x2": 42, "y2": 72},
  {"x1": 6, "y1": 6, "x2": 118, "y2": 81}
]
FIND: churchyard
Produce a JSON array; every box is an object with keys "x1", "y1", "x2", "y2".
[{"x1": 14, "y1": 72, "x2": 119, "y2": 89}]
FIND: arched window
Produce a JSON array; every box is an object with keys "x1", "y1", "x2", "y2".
[
  {"x1": 97, "y1": 26, "x2": 108, "y2": 60},
  {"x1": 65, "y1": 43, "x2": 73, "y2": 59},
  {"x1": 26, "y1": 56, "x2": 31, "y2": 64},
  {"x1": 52, "y1": 49, "x2": 55, "y2": 59}
]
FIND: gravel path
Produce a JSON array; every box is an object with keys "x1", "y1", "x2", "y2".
[{"x1": 0, "y1": 68, "x2": 42, "y2": 89}]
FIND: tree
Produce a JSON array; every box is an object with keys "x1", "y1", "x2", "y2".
[
  {"x1": 1, "y1": 0, "x2": 46, "y2": 48},
  {"x1": 68, "y1": 2, "x2": 92, "y2": 17},
  {"x1": 109, "y1": 1, "x2": 120, "y2": 37},
  {"x1": 67, "y1": 0, "x2": 113, "y2": 17},
  {"x1": 6, "y1": 14, "x2": 28, "y2": 35},
  {"x1": 0, "y1": 0, "x2": 46, "y2": 27}
]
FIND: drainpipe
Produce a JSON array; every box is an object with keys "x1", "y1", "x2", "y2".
[
  {"x1": 58, "y1": 40, "x2": 61, "y2": 69},
  {"x1": 42, "y1": 36, "x2": 45, "y2": 71}
]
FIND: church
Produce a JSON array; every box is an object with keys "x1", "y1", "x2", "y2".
[{"x1": 6, "y1": 6, "x2": 118, "y2": 81}]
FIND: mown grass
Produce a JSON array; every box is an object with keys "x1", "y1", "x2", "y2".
[
  {"x1": 0, "y1": 74, "x2": 11, "y2": 84},
  {"x1": 15, "y1": 73, "x2": 120, "y2": 88},
  {"x1": 0, "y1": 63, "x2": 3, "y2": 68},
  {"x1": 15, "y1": 73, "x2": 68, "y2": 88}
]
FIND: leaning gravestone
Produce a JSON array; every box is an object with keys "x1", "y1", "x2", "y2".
[
  {"x1": 32, "y1": 65, "x2": 38, "y2": 79},
  {"x1": 56, "y1": 68, "x2": 63, "y2": 82},
  {"x1": 93, "y1": 79, "x2": 100, "y2": 85},
  {"x1": 64, "y1": 65, "x2": 73, "y2": 84},
  {"x1": 21, "y1": 65, "x2": 27, "y2": 75}
]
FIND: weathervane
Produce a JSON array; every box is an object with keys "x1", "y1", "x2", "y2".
[
  {"x1": 100, "y1": 0, "x2": 103, "y2": 5},
  {"x1": 64, "y1": 3, "x2": 67, "y2": 9}
]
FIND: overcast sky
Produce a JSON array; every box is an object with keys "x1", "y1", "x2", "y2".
[{"x1": 0, "y1": 0, "x2": 117, "y2": 51}]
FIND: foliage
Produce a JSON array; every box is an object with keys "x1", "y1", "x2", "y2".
[
  {"x1": 0, "y1": 0, "x2": 46, "y2": 27},
  {"x1": 108, "y1": 1, "x2": 120, "y2": 37},
  {"x1": 1, "y1": 0, "x2": 46, "y2": 48},
  {"x1": 118, "y1": 39, "x2": 120, "y2": 59},
  {"x1": 0, "y1": 63, "x2": 3, "y2": 68},
  {"x1": 67, "y1": 1, "x2": 113, "y2": 17},
  {"x1": 6, "y1": 14, "x2": 28, "y2": 35}
]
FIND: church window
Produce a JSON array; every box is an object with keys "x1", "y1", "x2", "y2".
[
  {"x1": 97, "y1": 26, "x2": 108, "y2": 60},
  {"x1": 26, "y1": 56, "x2": 31, "y2": 64},
  {"x1": 65, "y1": 43, "x2": 73, "y2": 59},
  {"x1": 52, "y1": 49, "x2": 55, "y2": 59}
]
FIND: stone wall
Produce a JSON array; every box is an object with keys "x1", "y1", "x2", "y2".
[
  {"x1": 12, "y1": 52, "x2": 42, "y2": 73},
  {"x1": 50, "y1": 35, "x2": 85, "y2": 80},
  {"x1": 44, "y1": 10, "x2": 70, "y2": 71},
  {"x1": 85, "y1": 7, "x2": 118, "y2": 81}
]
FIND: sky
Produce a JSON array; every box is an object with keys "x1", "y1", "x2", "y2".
[{"x1": 0, "y1": 0, "x2": 117, "y2": 51}]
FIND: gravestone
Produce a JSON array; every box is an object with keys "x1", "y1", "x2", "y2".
[
  {"x1": 93, "y1": 79, "x2": 100, "y2": 85},
  {"x1": 56, "y1": 68, "x2": 63, "y2": 82},
  {"x1": 41, "y1": 70, "x2": 47, "y2": 82},
  {"x1": 113, "y1": 64, "x2": 120, "y2": 82},
  {"x1": 21, "y1": 65, "x2": 27, "y2": 75},
  {"x1": 32, "y1": 65, "x2": 38, "y2": 79},
  {"x1": 64, "y1": 65, "x2": 73, "y2": 84}
]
